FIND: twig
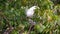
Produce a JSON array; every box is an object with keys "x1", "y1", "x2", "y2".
[{"x1": 28, "y1": 25, "x2": 32, "y2": 34}]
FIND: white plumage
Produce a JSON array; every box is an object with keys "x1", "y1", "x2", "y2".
[{"x1": 26, "y1": 6, "x2": 38, "y2": 18}]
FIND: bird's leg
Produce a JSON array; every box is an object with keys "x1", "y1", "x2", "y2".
[
  {"x1": 28, "y1": 25, "x2": 34, "y2": 34},
  {"x1": 28, "y1": 19, "x2": 36, "y2": 34}
]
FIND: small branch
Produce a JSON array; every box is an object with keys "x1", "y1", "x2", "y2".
[{"x1": 28, "y1": 25, "x2": 34, "y2": 34}]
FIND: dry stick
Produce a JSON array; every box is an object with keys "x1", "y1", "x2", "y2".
[
  {"x1": 28, "y1": 25, "x2": 34, "y2": 34},
  {"x1": 0, "y1": 12, "x2": 13, "y2": 34}
]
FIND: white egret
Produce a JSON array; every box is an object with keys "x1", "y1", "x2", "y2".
[
  {"x1": 26, "y1": 6, "x2": 39, "y2": 18},
  {"x1": 25, "y1": 6, "x2": 39, "y2": 34},
  {"x1": 25, "y1": 6, "x2": 39, "y2": 25}
]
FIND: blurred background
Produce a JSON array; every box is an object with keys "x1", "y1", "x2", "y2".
[{"x1": 0, "y1": 0, "x2": 60, "y2": 34}]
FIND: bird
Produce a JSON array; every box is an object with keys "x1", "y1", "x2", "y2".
[
  {"x1": 25, "y1": 6, "x2": 39, "y2": 25},
  {"x1": 26, "y1": 6, "x2": 39, "y2": 18},
  {"x1": 25, "y1": 6, "x2": 39, "y2": 33}
]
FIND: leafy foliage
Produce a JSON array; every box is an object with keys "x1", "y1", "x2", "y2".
[{"x1": 0, "y1": 0, "x2": 60, "y2": 34}]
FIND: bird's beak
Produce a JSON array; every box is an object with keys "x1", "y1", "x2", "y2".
[{"x1": 36, "y1": 7, "x2": 40, "y2": 9}]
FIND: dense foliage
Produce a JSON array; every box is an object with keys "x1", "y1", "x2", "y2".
[{"x1": 0, "y1": 0, "x2": 60, "y2": 34}]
